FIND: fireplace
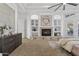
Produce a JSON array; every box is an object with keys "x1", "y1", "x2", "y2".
[{"x1": 42, "y1": 29, "x2": 51, "y2": 36}]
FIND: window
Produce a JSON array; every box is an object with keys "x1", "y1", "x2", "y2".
[
  {"x1": 54, "y1": 15, "x2": 61, "y2": 19},
  {"x1": 31, "y1": 15, "x2": 38, "y2": 19}
]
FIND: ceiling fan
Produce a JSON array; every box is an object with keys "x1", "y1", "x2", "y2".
[
  {"x1": 48, "y1": 3, "x2": 78, "y2": 18},
  {"x1": 65, "y1": 13, "x2": 75, "y2": 18},
  {"x1": 48, "y1": 3, "x2": 78, "y2": 11}
]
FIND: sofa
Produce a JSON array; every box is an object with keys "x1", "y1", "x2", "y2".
[{"x1": 57, "y1": 37, "x2": 79, "y2": 55}]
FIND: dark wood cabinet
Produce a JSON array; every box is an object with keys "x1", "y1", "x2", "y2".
[
  {"x1": 0, "y1": 33, "x2": 22, "y2": 56},
  {"x1": 0, "y1": 37, "x2": 2, "y2": 53}
]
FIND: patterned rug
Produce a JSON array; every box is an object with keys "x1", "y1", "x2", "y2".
[{"x1": 10, "y1": 40, "x2": 71, "y2": 56}]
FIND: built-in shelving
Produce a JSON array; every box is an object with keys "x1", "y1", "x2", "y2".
[
  {"x1": 31, "y1": 19, "x2": 38, "y2": 36},
  {"x1": 31, "y1": 15, "x2": 62, "y2": 37},
  {"x1": 53, "y1": 19, "x2": 61, "y2": 36}
]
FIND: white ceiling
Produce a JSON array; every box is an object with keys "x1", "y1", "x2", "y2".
[
  {"x1": 22, "y1": 3, "x2": 56, "y2": 8},
  {"x1": 15, "y1": 3, "x2": 57, "y2": 11},
  {"x1": 7, "y1": 3, "x2": 79, "y2": 13}
]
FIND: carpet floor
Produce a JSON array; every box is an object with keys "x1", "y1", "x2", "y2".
[{"x1": 9, "y1": 40, "x2": 71, "y2": 56}]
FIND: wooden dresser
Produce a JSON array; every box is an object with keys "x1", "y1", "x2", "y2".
[{"x1": 0, "y1": 33, "x2": 22, "y2": 56}]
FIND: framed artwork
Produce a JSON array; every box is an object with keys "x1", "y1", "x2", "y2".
[{"x1": 41, "y1": 15, "x2": 52, "y2": 26}]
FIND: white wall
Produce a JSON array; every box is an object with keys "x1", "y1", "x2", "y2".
[
  {"x1": 0, "y1": 4, "x2": 15, "y2": 32},
  {"x1": 17, "y1": 9, "x2": 27, "y2": 38},
  {"x1": 26, "y1": 14, "x2": 31, "y2": 39}
]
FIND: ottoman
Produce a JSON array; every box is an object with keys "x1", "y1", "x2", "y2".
[{"x1": 72, "y1": 44, "x2": 79, "y2": 56}]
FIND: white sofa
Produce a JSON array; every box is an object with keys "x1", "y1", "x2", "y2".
[{"x1": 57, "y1": 37, "x2": 79, "y2": 52}]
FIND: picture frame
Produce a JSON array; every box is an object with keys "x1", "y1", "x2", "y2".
[{"x1": 41, "y1": 15, "x2": 52, "y2": 26}]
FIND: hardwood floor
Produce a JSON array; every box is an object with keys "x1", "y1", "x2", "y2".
[{"x1": 10, "y1": 39, "x2": 71, "y2": 56}]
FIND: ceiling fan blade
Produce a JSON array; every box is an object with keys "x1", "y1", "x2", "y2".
[
  {"x1": 67, "y1": 3, "x2": 78, "y2": 6},
  {"x1": 63, "y1": 5, "x2": 65, "y2": 10},
  {"x1": 70, "y1": 14, "x2": 75, "y2": 16},
  {"x1": 48, "y1": 3, "x2": 63, "y2": 9},
  {"x1": 55, "y1": 4, "x2": 63, "y2": 11},
  {"x1": 65, "y1": 13, "x2": 75, "y2": 18}
]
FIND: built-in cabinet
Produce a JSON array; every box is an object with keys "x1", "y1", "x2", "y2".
[
  {"x1": 31, "y1": 15, "x2": 61, "y2": 37},
  {"x1": 53, "y1": 19, "x2": 61, "y2": 36},
  {"x1": 29, "y1": 14, "x2": 79, "y2": 39},
  {"x1": 67, "y1": 23, "x2": 73, "y2": 36},
  {"x1": 31, "y1": 20, "x2": 38, "y2": 36}
]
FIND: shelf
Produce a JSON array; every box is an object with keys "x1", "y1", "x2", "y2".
[
  {"x1": 54, "y1": 31, "x2": 61, "y2": 32},
  {"x1": 31, "y1": 19, "x2": 38, "y2": 36}
]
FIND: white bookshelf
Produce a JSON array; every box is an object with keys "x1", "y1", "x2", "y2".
[
  {"x1": 53, "y1": 19, "x2": 61, "y2": 36},
  {"x1": 31, "y1": 19, "x2": 38, "y2": 36}
]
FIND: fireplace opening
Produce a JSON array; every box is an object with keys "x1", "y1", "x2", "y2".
[{"x1": 42, "y1": 29, "x2": 51, "y2": 36}]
